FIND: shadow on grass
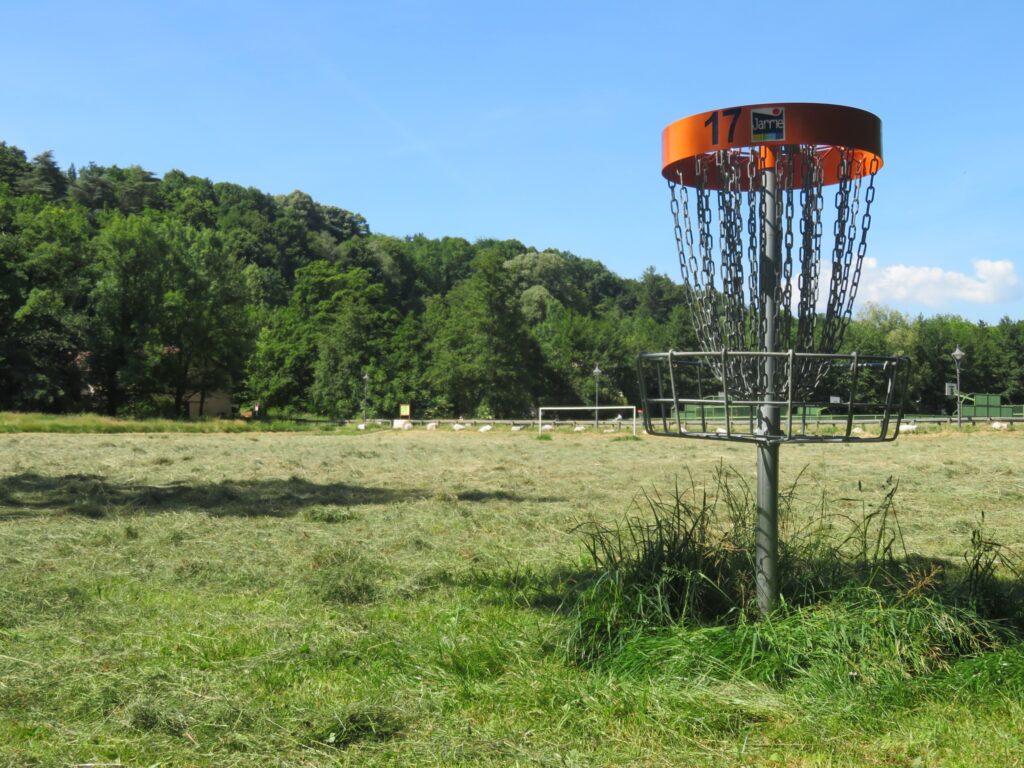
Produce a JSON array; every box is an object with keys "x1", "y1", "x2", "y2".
[
  {"x1": 428, "y1": 564, "x2": 590, "y2": 612},
  {"x1": 0, "y1": 472, "x2": 552, "y2": 519},
  {"x1": 455, "y1": 489, "x2": 565, "y2": 503},
  {"x1": 450, "y1": 553, "x2": 1024, "y2": 627}
]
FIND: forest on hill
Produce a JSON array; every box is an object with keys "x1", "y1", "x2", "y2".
[{"x1": 1, "y1": 141, "x2": 1022, "y2": 419}]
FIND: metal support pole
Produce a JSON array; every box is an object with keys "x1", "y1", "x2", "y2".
[
  {"x1": 756, "y1": 150, "x2": 781, "y2": 616},
  {"x1": 593, "y1": 364, "x2": 601, "y2": 428},
  {"x1": 952, "y1": 345, "x2": 965, "y2": 429},
  {"x1": 956, "y1": 364, "x2": 962, "y2": 429}
]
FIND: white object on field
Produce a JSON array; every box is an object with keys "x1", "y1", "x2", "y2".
[
  {"x1": 452, "y1": 423, "x2": 467, "y2": 431},
  {"x1": 479, "y1": 424, "x2": 493, "y2": 432},
  {"x1": 573, "y1": 424, "x2": 587, "y2": 432},
  {"x1": 511, "y1": 425, "x2": 524, "y2": 432},
  {"x1": 537, "y1": 405, "x2": 637, "y2": 436},
  {"x1": 899, "y1": 422, "x2": 917, "y2": 433},
  {"x1": 991, "y1": 421, "x2": 1009, "y2": 430},
  {"x1": 426, "y1": 422, "x2": 438, "y2": 431},
  {"x1": 541, "y1": 424, "x2": 553, "y2": 431},
  {"x1": 357, "y1": 423, "x2": 366, "y2": 431}
]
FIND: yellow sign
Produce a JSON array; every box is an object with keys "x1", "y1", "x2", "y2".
[{"x1": 399, "y1": 404, "x2": 411, "y2": 418}]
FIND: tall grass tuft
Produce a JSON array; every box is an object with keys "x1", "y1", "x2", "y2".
[
  {"x1": 617, "y1": 588, "x2": 1000, "y2": 675},
  {"x1": 569, "y1": 469, "x2": 752, "y2": 661},
  {"x1": 568, "y1": 466, "x2": 1024, "y2": 666}
]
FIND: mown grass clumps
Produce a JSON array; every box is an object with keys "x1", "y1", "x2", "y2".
[
  {"x1": 3, "y1": 430, "x2": 1022, "y2": 765},
  {"x1": 567, "y1": 466, "x2": 1024, "y2": 690},
  {"x1": 0, "y1": 411, "x2": 352, "y2": 434},
  {"x1": 309, "y1": 544, "x2": 391, "y2": 604},
  {"x1": 301, "y1": 505, "x2": 359, "y2": 524},
  {"x1": 125, "y1": 698, "x2": 189, "y2": 737},
  {"x1": 308, "y1": 705, "x2": 406, "y2": 749}
]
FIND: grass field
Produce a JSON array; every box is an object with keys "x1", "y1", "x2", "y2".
[{"x1": 1, "y1": 422, "x2": 1023, "y2": 766}]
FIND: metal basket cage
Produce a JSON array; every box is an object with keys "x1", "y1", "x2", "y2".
[{"x1": 637, "y1": 349, "x2": 911, "y2": 444}]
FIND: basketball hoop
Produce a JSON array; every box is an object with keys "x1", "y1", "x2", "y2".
[{"x1": 637, "y1": 103, "x2": 910, "y2": 615}]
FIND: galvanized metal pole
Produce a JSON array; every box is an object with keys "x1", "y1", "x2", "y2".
[
  {"x1": 952, "y1": 346, "x2": 965, "y2": 429},
  {"x1": 756, "y1": 150, "x2": 781, "y2": 616},
  {"x1": 950, "y1": 360, "x2": 958, "y2": 428}
]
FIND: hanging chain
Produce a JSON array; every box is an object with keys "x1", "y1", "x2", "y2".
[
  {"x1": 757, "y1": 153, "x2": 769, "y2": 360},
  {"x1": 845, "y1": 155, "x2": 878, "y2": 318},
  {"x1": 672, "y1": 172, "x2": 717, "y2": 356},
  {"x1": 717, "y1": 151, "x2": 745, "y2": 355},
  {"x1": 819, "y1": 150, "x2": 853, "y2": 355},
  {"x1": 670, "y1": 179, "x2": 688, "y2": 285},
  {"x1": 663, "y1": 143, "x2": 879, "y2": 403},
  {"x1": 746, "y1": 151, "x2": 760, "y2": 328},
  {"x1": 830, "y1": 159, "x2": 863, "y2": 341},
  {"x1": 669, "y1": 177, "x2": 695, "y2": 328},
  {"x1": 833, "y1": 153, "x2": 878, "y2": 348},
  {"x1": 795, "y1": 146, "x2": 824, "y2": 392},
  {"x1": 723, "y1": 149, "x2": 752, "y2": 394},
  {"x1": 759, "y1": 147, "x2": 786, "y2": 393},
  {"x1": 694, "y1": 155, "x2": 722, "y2": 354},
  {"x1": 780, "y1": 147, "x2": 796, "y2": 351}
]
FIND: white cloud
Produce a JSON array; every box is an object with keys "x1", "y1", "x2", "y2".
[
  {"x1": 855, "y1": 258, "x2": 1020, "y2": 307},
  {"x1": 805, "y1": 258, "x2": 1021, "y2": 310},
  {"x1": 790, "y1": 258, "x2": 1021, "y2": 316}
]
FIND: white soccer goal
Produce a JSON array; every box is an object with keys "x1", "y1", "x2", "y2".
[{"x1": 537, "y1": 405, "x2": 637, "y2": 435}]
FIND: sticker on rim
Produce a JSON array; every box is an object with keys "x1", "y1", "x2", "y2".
[{"x1": 751, "y1": 106, "x2": 785, "y2": 142}]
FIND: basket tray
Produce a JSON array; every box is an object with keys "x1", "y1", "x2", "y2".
[{"x1": 637, "y1": 349, "x2": 910, "y2": 444}]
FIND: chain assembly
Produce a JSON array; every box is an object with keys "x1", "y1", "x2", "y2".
[{"x1": 667, "y1": 144, "x2": 879, "y2": 400}]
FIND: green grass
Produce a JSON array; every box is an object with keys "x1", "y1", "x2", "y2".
[
  {"x1": 0, "y1": 410, "x2": 364, "y2": 433},
  {"x1": 0, "y1": 428, "x2": 1022, "y2": 765}
]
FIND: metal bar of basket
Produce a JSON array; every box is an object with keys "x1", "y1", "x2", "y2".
[
  {"x1": 669, "y1": 352, "x2": 684, "y2": 435},
  {"x1": 845, "y1": 352, "x2": 859, "y2": 439},
  {"x1": 638, "y1": 350, "x2": 909, "y2": 443},
  {"x1": 876, "y1": 363, "x2": 892, "y2": 440},
  {"x1": 786, "y1": 349, "x2": 795, "y2": 438},
  {"x1": 721, "y1": 349, "x2": 731, "y2": 438},
  {"x1": 634, "y1": 356, "x2": 644, "y2": 431},
  {"x1": 654, "y1": 357, "x2": 668, "y2": 434},
  {"x1": 636, "y1": 353, "x2": 653, "y2": 434},
  {"x1": 879, "y1": 358, "x2": 898, "y2": 439},
  {"x1": 893, "y1": 359, "x2": 909, "y2": 436},
  {"x1": 697, "y1": 361, "x2": 706, "y2": 433}
]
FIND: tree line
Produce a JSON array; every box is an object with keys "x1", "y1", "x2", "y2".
[{"x1": 1, "y1": 140, "x2": 1020, "y2": 419}]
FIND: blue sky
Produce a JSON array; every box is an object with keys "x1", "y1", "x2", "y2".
[{"x1": 3, "y1": 1, "x2": 1022, "y2": 323}]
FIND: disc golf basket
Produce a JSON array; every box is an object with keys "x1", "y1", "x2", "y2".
[{"x1": 636, "y1": 103, "x2": 910, "y2": 615}]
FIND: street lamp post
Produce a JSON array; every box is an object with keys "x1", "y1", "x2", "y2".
[
  {"x1": 951, "y1": 345, "x2": 965, "y2": 428},
  {"x1": 593, "y1": 364, "x2": 601, "y2": 428},
  {"x1": 362, "y1": 372, "x2": 370, "y2": 423}
]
